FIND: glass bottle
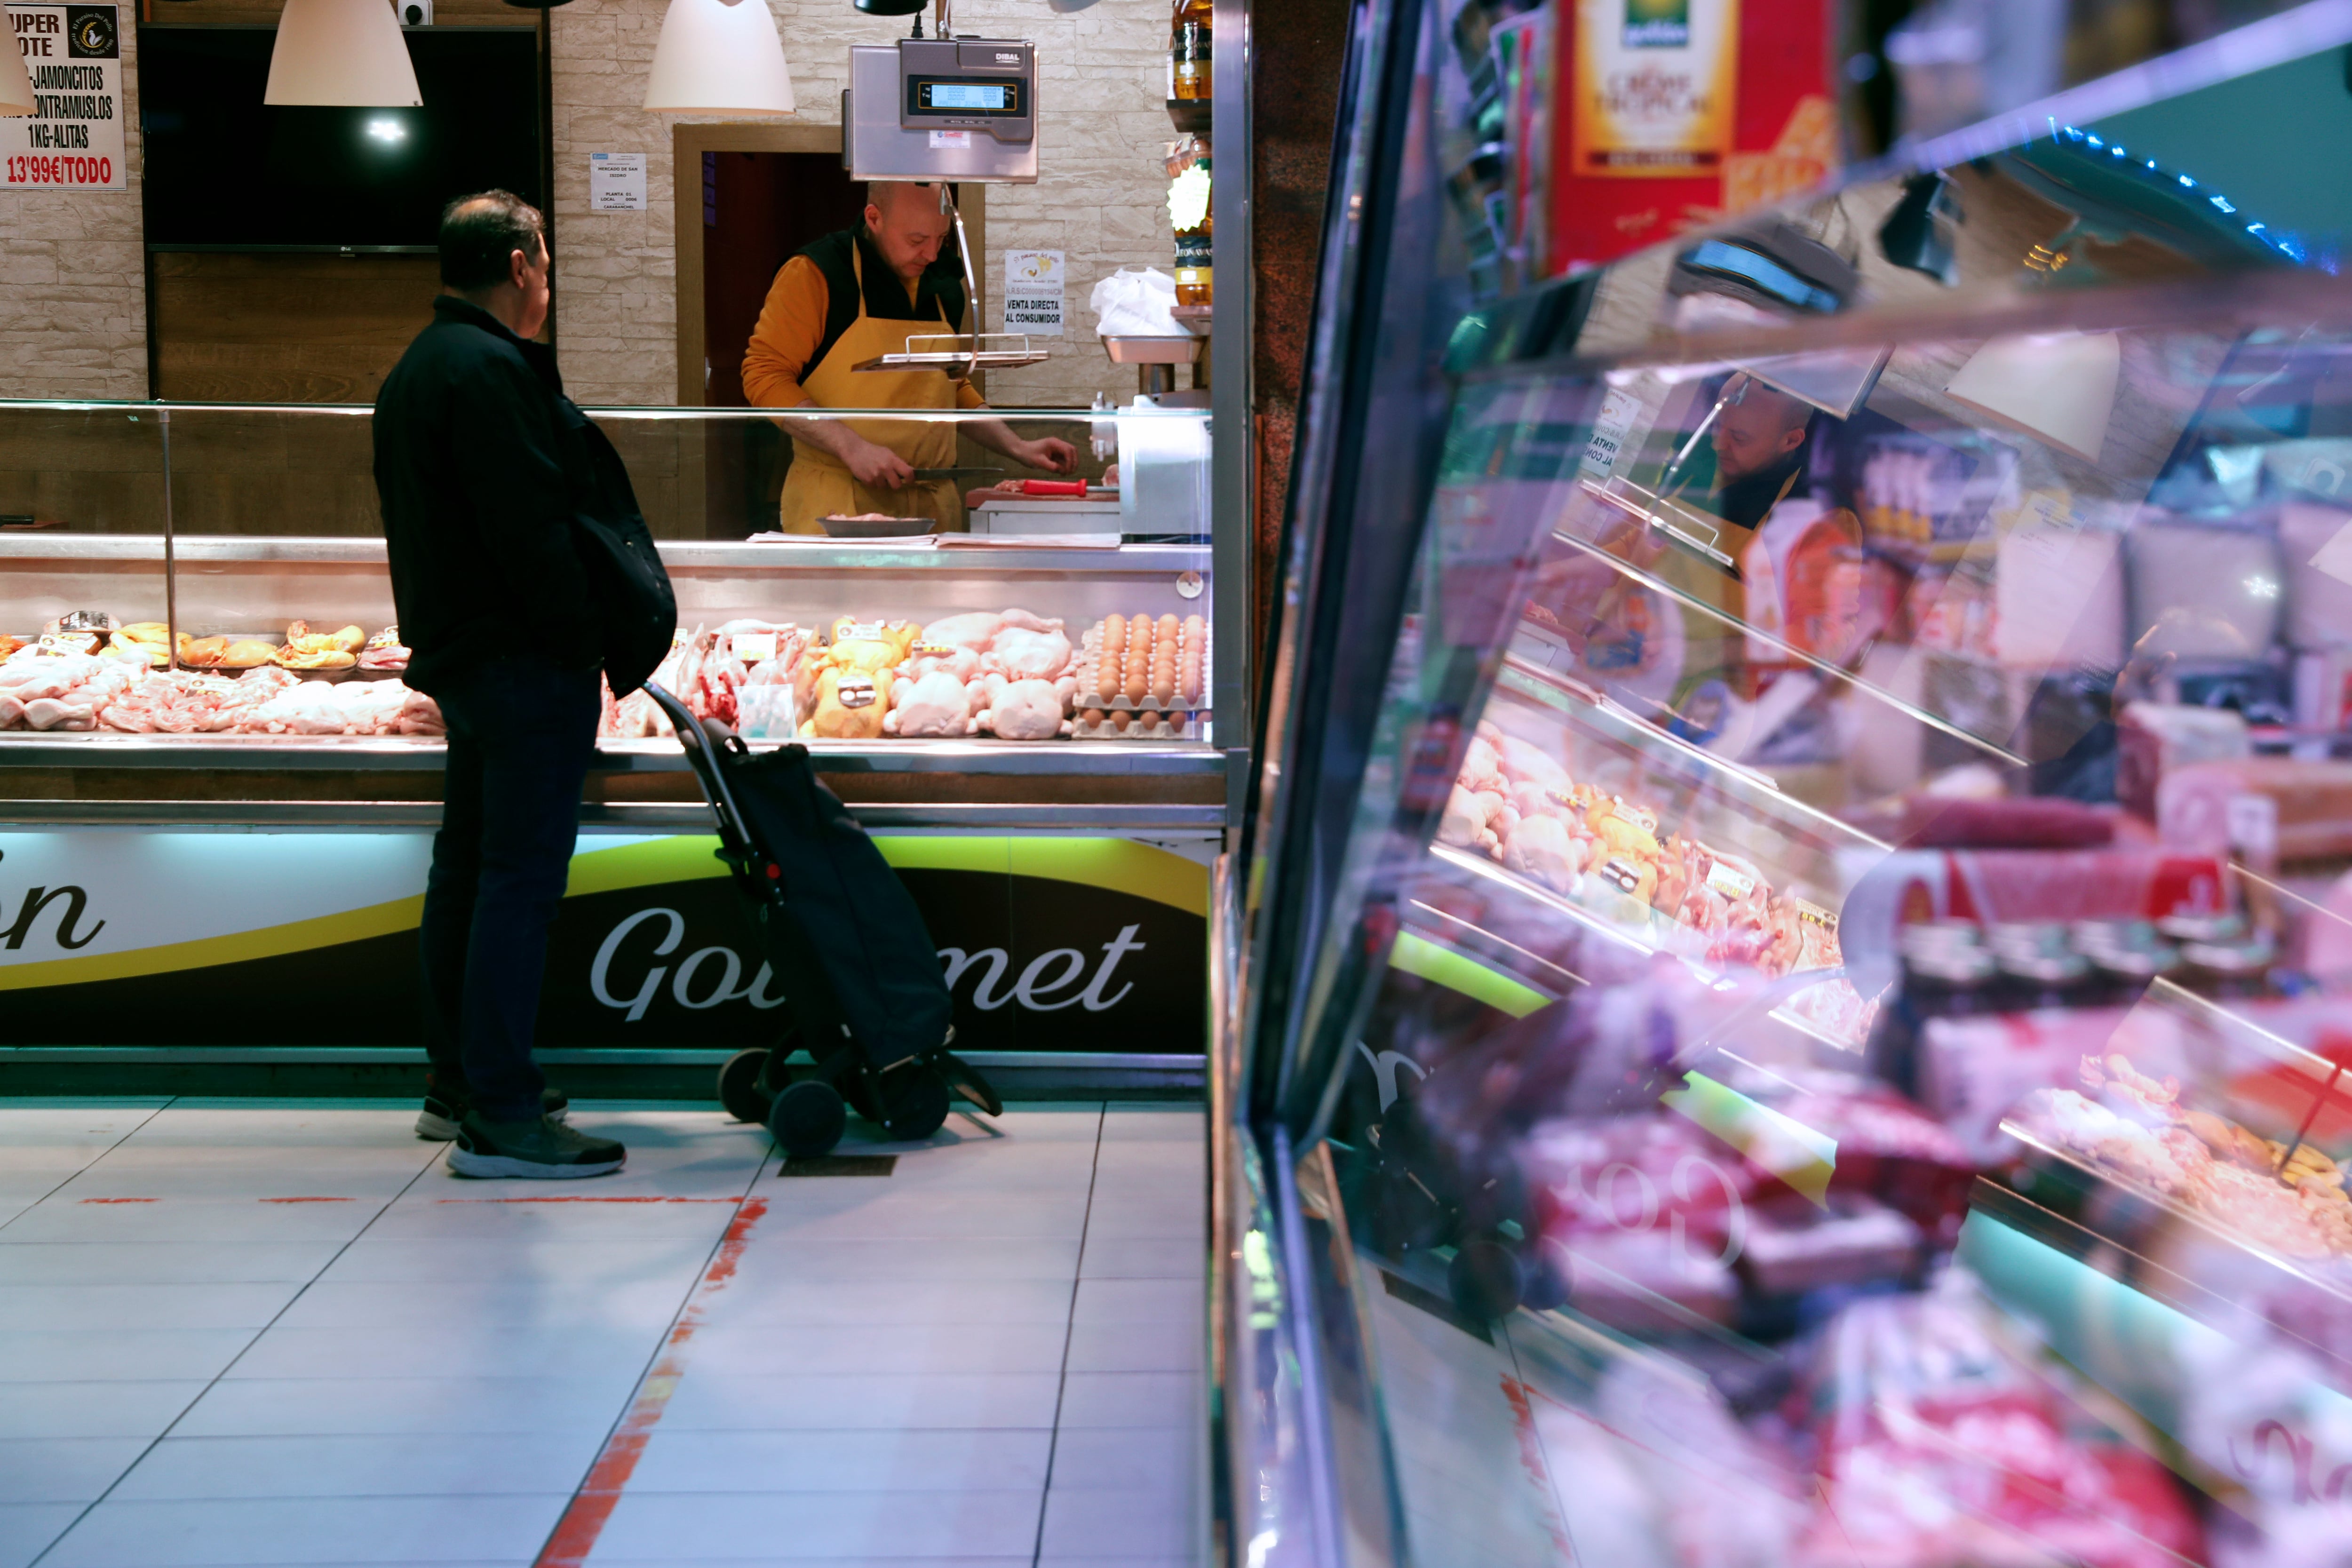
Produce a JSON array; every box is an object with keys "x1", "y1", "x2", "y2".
[
  {"x1": 1172, "y1": 0, "x2": 1212, "y2": 102},
  {"x1": 1174, "y1": 154, "x2": 1212, "y2": 308}
]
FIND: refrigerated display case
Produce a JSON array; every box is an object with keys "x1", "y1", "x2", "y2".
[
  {"x1": 1214, "y1": 6, "x2": 2352, "y2": 1568},
  {"x1": 0, "y1": 402, "x2": 1240, "y2": 1067}
]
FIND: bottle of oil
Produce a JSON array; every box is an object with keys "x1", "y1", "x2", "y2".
[
  {"x1": 1171, "y1": 0, "x2": 1212, "y2": 102},
  {"x1": 1172, "y1": 151, "x2": 1212, "y2": 308}
]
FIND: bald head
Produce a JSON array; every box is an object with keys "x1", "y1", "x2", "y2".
[
  {"x1": 1712, "y1": 375, "x2": 1812, "y2": 484},
  {"x1": 864, "y1": 182, "x2": 953, "y2": 284}
]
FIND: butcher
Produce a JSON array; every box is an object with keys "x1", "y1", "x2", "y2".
[{"x1": 742, "y1": 181, "x2": 1075, "y2": 532}]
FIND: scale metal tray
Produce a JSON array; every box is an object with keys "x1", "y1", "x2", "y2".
[{"x1": 852, "y1": 334, "x2": 1051, "y2": 372}]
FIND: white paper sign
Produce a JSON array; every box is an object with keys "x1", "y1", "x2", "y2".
[
  {"x1": 1580, "y1": 386, "x2": 1641, "y2": 477},
  {"x1": 587, "y1": 151, "x2": 647, "y2": 213},
  {"x1": 2, "y1": 5, "x2": 126, "y2": 191},
  {"x1": 1002, "y1": 249, "x2": 1065, "y2": 337}
]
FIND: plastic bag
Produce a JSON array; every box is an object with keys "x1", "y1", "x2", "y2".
[{"x1": 1091, "y1": 266, "x2": 1183, "y2": 337}]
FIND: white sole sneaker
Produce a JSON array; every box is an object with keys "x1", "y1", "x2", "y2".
[
  {"x1": 445, "y1": 1145, "x2": 623, "y2": 1179},
  {"x1": 418, "y1": 1097, "x2": 570, "y2": 1143}
]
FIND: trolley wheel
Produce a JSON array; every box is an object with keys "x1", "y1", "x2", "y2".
[
  {"x1": 718, "y1": 1048, "x2": 772, "y2": 1125},
  {"x1": 879, "y1": 1065, "x2": 952, "y2": 1142},
  {"x1": 769, "y1": 1080, "x2": 847, "y2": 1160},
  {"x1": 1448, "y1": 1235, "x2": 1525, "y2": 1321}
]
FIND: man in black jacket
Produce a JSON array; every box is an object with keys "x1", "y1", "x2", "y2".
[{"x1": 375, "y1": 191, "x2": 637, "y2": 1178}]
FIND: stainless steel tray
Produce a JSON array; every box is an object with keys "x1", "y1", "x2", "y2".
[{"x1": 851, "y1": 334, "x2": 1051, "y2": 372}]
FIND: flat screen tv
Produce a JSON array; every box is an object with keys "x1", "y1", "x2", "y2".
[{"x1": 139, "y1": 26, "x2": 543, "y2": 249}]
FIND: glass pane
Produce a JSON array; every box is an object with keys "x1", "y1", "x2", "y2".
[{"x1": 0, "y1": 404, "x2": 169, "y2": 728}]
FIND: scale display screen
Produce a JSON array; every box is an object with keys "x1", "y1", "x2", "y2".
[{"x1": 910, "y1": 77, "x2": 1025, "y2": 117}]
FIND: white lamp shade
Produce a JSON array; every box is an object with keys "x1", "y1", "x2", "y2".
[
  {"x1": 2, "y1": 18, "x2": 35, "y2": 116},
  {"x1": 644, "y1": 0, "x2": 795, "y2": 116},
  {"x1": 1944, "y1": 331, "x2": 2121, "y2": 464},
  {"x1": 265, "y1": 0, "x2": 421, "y2": 107}
]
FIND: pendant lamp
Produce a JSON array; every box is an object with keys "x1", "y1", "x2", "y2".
[
  {"x1": 1944, "y1": 331, "x2": 2120, "y2": 464},
  {"x1": 2, "y1": 21, "x2": 35, "y2": 116},
  {"x1": 265, "y1": 0, "x2": 421, "y2": 107},
  {"x1": 644, "y1": 0, "x2": 795, "y2": 117}
]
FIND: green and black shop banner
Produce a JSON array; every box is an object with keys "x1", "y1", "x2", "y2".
[{"x1": 0, "y1": 832, "x2": 1208, "y2": 1054}]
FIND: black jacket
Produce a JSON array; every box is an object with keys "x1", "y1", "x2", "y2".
[{"x1": 373, "y1": 296, "x2": 674, "y2": 698}]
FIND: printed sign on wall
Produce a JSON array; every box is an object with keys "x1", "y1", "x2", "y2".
[
  {"x1": 2, "y1": 4, "x2": 125, "y2": 191},
  {"x1": 587, "y1": 151, "x2": 647, "y2": 213},
  {"x1": 1002, "y1": 249, "x2": 1065, "y2": 336}
]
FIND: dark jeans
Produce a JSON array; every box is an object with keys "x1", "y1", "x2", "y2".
[{"x1": 419, "y1": 657, "x2": 602, "y2": 1121}]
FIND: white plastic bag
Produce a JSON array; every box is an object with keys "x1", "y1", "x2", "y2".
[{"x1": 1091, "y1": 266, "x2": 1183, "y2": 337}]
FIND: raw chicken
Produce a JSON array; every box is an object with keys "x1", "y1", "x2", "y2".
[
  {"x1": 23, "y1": 697, "x2": 94, "y2": 731},
  {"x1": 921, "y1": 612, "x2": 1007, "y2": 653},
  {"x1": 885, "y1": 669, "x2": 976, "y2": 737},
  {"x1": 1438, "y1": 785, "x2": 1500, "y2": 853},
  {"x1": 998, "y1": 608, "x2": 1066, "y2": 635},
  {"x1": 988, "y1": 627, "x2": 1073, "y2": 681},
  {"x1": 1502, "y1": 814, "x2": 1581, "y2": 891},
  {"x1": 974, "y1": 676, "x2": 1067, "y2": 740}
]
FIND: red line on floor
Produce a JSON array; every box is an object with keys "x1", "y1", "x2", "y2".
[{"x1": 532, "y1": 1195, "x2": 769, "y2": 1568}]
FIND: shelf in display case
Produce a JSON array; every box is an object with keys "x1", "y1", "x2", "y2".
[{"x1": 1415, "y1": 655, "x2": 1881, "y2": 1044}]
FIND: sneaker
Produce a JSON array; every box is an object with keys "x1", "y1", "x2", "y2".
[
  {"x1": 446, "y1": 1111, "x2": 625, "y2": 1179},
  {"x1": 417, "y1": 1086, "x2": 570, "y2": 1141}
]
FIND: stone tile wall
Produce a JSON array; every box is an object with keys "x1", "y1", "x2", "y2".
[{"x1": 2, "y1": 1, "x2": 1179, "y2": 408}]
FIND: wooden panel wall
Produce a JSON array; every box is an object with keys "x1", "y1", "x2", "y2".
[{"x1": 151, "y1": 253, "x2": 442, "y2": 405}]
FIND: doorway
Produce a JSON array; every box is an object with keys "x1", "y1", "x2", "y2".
[{"x1": 674, "y1": 125, "x2": 985, "y2": 535}]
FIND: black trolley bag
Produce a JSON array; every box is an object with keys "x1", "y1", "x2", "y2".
[{"x1": 642, "y1": 684, "x2": 1002, "y2": 1156}]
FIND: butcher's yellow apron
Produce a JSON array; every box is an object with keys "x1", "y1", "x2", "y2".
[{"x1": 776, "y1": 246, "x2": 964, "y2": 533}]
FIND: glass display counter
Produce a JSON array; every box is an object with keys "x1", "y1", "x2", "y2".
[
  {"x1": 0, "y1": 402, "x2": 1235, "y2": 1063},
  {"x1": 1215, "y1": 8, "x2": 2352, "y2": 1568}
]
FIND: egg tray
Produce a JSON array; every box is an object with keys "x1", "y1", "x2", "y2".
[{"x1": 1069, "y1": 709, "x2": 1204, "y2": 741}]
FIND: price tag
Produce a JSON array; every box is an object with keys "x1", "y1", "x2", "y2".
[
  {"x1": 732, "y1": 632, "x2": 778, "y2": 665},
  {"x1": 1705, "y1": 860, "x2": 1757, "y2": 899}
]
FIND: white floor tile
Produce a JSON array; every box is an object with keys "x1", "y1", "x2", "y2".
[
  {"x1": 0, "y1": 1502, "x2": 83, "y2": 1568},
  {"x1": 623, "y1": 1429, "x2": 1052, "y2": 1494},
  {"x1": 722, "y1": 1237, "x2": 1081, "y2": 1285},
  {"x1": 1055, "y1": 1374, "x2": 1201, "y2": 1430},
  {"x1": 658, "y1": 1371, "x2": 1063, "y2": 1432},
  {"x1": 108, "y1": 1433, "x2": 610, "y2": 1501},
  {"x1": 0, "y1": 1439, "x2": 150, "y2": 1504},
  {"x1": 584, "y1": 1488, "x2": 1043, "y2": 1560},
  {"x1": 1039, "y1": 1487, "x2": 1197, "y2": 1559},
  {"x1": 691, "y1": 1278, "x2": 1078, "y2": 1326},
  {"x1": 676, "y1": 1320, "x2": 1072, "y2": 1377},
  {"x1": 1072, "y1": 1280, "x2": 1206, "y2": 1327},
  {"x1": 1097, "y1": 1110, "x2": 1203, "y2": 1143},
  {"x1": 0, "y1": 1329, "x2": 258, "y2": 1382},
  {"x1": 57, "y1": 1151, "x2": 432, "y2": 1202},
  {"x1": 1064, "y1": 1320, "x2": 1203, "y2": 1375},
  {"x1": 36, "y1": 1494, "x2": 569, "y2": 1567},
  {"x1": 364, "y1": 1198, "x2": 748, "y2": 1242},
  {"x1": 313, "y1": 1236, "x2": 719, "y2": 1285},
  {"x1": 0, "y1": 1283, "x2": 300, "y2": 1332},
  {"x1": 271, "y1": 1277, "x2": 691, "y2": 1333},
  {"x1": 749, "y1": 1192, "x2": 1092, "y2": 1241},
  {"x1": 1043, "y1": 1428, "x2": 1200, "y2": 1494},
  {"x1": 0, "y1": 1242, "x2": 343, "y2": 1286},
  {"x1": 0, "y1": 1201, "x2": 383, "y2": 1246},
  {"x1": 222, "y1": 1322, "x2": 664, "y2": 1383},
  {"x1": 1077, "y1": 1238, "x2": 1202, "y2": 1280},
  {"x1": 0, "y1": 1381, "x2": 205, "y2": 1440},
  {"x1": 171, "y1": 1374, "x2": 642, "y2": 1438}
]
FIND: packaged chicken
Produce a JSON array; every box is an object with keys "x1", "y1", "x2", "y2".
[{"x1": 358, "y1": 626, "x2": 410, "y2": 673}]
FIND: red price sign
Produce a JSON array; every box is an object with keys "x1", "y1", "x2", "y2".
[{"x1": 5, "y1": 153, "x2": 112, "y2": 185}]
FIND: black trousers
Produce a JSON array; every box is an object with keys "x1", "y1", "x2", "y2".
[{"x1": 418, "y1": 657, "x2": 602, "y2": 1121}]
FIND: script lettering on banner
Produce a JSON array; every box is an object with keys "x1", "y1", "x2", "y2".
[
  {"x1": 3, "y1": 4, "x2": 125, "y2": 191},
  {"x1": 1001, "y1": 249, "x2": 1065, "y2": 337}
]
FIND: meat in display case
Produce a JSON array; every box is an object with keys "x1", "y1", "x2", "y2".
[
  {"x1": 0, "y1": 403, "x2": 1235, "y2": 1061},
  {"x1": 1216, "y1": 7, "x2": 2352, "y2": 1568}
]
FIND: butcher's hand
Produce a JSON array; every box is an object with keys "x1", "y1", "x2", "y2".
[
  {"x1": 845, "y1": 438, "x2": 914, "y2": 490},
  {"x1": 1014, "y1": 437, "x2": 1078, "y2": 475}
]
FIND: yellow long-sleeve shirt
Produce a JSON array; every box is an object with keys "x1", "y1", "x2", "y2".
[{"x1": 740, "y1": 251, "x2": 986, "y2": 412}]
